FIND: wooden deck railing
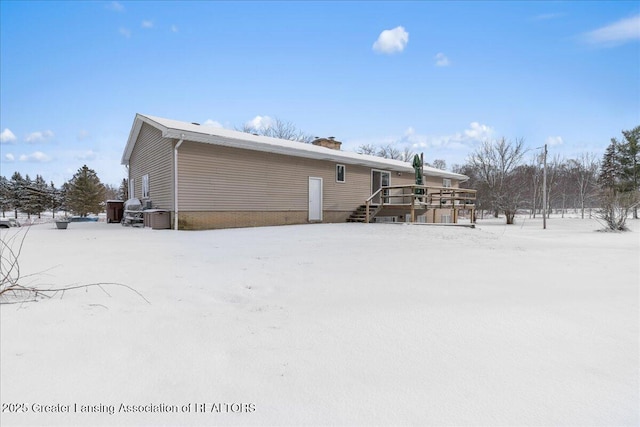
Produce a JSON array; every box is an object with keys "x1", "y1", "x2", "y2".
[{"x1": 365, "y1": 185, "x2": 477, "y2": 223}]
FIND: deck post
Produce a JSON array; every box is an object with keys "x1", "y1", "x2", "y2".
[
  {"x1": 411, "y1": 201, "x2": 415, "y2": 223},
  {"x1": 365, "y1": 200, "x2": 370, "y2": 223}
]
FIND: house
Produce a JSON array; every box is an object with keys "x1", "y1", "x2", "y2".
[{"x1": 121, "y1": 114, "x2": 476, "y2": 230}]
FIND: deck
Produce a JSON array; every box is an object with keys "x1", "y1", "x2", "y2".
[{"x1": 363, "y1": 185, "x2": 477, "y2": 224}]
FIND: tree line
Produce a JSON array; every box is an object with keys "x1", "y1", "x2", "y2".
[
  {"x1": 452, "y1": 126, "x2": 639, "y2": 228},
  {"x1": 0, "y1": 165, "x2": 129, "y2": 219},
  {"x1": 354, "y1": 126, "x2": 639, "y2": 228}
]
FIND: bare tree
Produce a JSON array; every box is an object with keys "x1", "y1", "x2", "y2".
[
  {"x1": 526, "y1": 155, "x2": 542, "y2": 218},
  {"x1": 400, "y1": 146, "x2": 415, "y2": 162},
  {"x1": 597, "y1": 191, "x2": 638, "y2": 231},
  {"x1": 453, "y1": 163, "x2": 489, "y2": 219},
  {"x1": 430, "y1": 159, "x2": 447, "y2": 170},
  {"x1": 239, "y1": 117, "x2": 313, "y2": 143},
  {"x1": 567, "y1": 153, "x2": 600, "y2": 219},
  {"x1": 357, "y1": 144, "x2": 378, "y2": 155},
  {"x1": 467, "y1": 137, "x2": 526, "y2": 224},
  {"x1": 104, "y1": 184, "x2": 118, "y2": 202},
  {"x1": 357, "y1": 143, "x2": 413, "y2": 163},
  {"x1": 543, "y1": 154, "x2": 563, "y2": 217},
  {"x1": 377, "y1": 144, "x2": 403, "y2": 160}
]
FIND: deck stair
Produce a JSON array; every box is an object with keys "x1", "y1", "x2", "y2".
[
  {"x1": 348, "y1": 185, "x2": 477, "y2": 224},
  {"x1": 347, "y1": 204, "x2": 381, "y2": 223}
]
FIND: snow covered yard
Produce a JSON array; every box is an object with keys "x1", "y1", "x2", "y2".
[{"x1": 1, "y1": 218, "x2": 638, "y2": 426}]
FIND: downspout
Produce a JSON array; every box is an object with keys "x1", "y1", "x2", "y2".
[{"x1": 174, "y1": 135, "x2": 184, "y2": 230}]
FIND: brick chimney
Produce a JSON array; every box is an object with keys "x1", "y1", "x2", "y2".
[{"x1": 311, "y1": 136, "x2": 342, "y2": 150}]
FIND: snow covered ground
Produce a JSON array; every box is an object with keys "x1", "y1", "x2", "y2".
[{"x1": 1, "y1": 217, "x2": 638, "y2": 426}]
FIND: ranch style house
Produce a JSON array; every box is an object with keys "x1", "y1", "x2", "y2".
[{"x1": 121, "y1": 114, "x2": 476, "y2": 230}]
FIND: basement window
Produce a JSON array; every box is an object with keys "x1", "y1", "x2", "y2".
[
  {"x1": 142, "y1": 174, "x2": 150, "y2": 198},
  {"x1": 336, "y1": 164, "x2": 346, "y2": 183}
]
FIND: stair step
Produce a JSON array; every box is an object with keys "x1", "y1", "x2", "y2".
[{"x1": 346, "y1": 203, "x2": 381, "y2": 223}]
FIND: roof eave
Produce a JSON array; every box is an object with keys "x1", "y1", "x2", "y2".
[
  {"x1": 162, "y1": 128, "x2": 418, "y2": 172},
  {"x1": 126, "y1": 113, "x2": 469, "y2": 180}
]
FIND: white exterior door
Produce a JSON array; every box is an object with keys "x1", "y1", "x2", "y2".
[{"x1": 308, "y1": 177, "x2": 323, "y2": 221}]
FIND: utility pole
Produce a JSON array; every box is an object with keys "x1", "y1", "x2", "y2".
[{"x1": 542, "y1": 144, "x2": 547, "y2": 230}]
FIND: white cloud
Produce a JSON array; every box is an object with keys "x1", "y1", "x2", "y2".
[
  {"x1": 402, "y1": 122, "x2": 494, "y2": 150},
  {"x1": 19, "y1": 151, "x2": 51, "y2": 163},
  {"x1": 347, "y1": 122, "x2": 495, "y2": 167},
  {"x1": 119, "y1": 27, "x2": 131, "y2": 38},
  {"x1": 434, "y1": 52, "x2": 450, "y2": 67},
  {"x1": 25, "y1": 130, "x2": 54, "y2": 143},
  {"x1": 403, "y1": 127, "x2": 415, "y2": 138},
  {"x1": 246, "y1": 115, "x2": 273, "y2": 130},
  {"x1": 203, "y1": 119, "x2": 223, "y2": 128},
  {"x1": 464, "y1": 122, "x2": 493, "y2": 140},
  {"x1": 545, "y1": 136, "x2": 563, "y2": 146},
  {"x1": 4, "y1": 153, "x2": 15, "y2": 162},
  {"x1": 106, "y1": 1, "x2": 124, "y2": 12},
  {"x1": 171, "y1": 24, "x2": 179, "y2": 33},
  {"x1": 1, "y1": 128, "x2": 17, "y2": 143},
  {"x1": 142, "y1": 20, "x2": 153, "y2": 29},
  {"x1": 75, "y1": 150, "x2": 97, "y2": 161},
  {"x1": 583, "y1": 14, "x2": 640, "y2": 46},
  {"x1": 373, "y1": 26, "x2": 409, "y2": 54}
]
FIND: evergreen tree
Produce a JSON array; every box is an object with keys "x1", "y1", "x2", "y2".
[
  {"x1": 9, "y1": 172, "x2": 25, "y2": 218},
  {"x1": 618, "y1": 126, "x2": 640, "y2": 218},
  {"x1": 22, "y1": 174, "x2": 37, "y2": 218},
  {"x1": 0, "y1": 176, "x2": 11, "y2": 217},
  {"x1": 598, "y1": 139, "x2": 620, "y2": 193},
  {"x1": 118, "y1": 178, "x2": 129, "y2": 200},
  {"x1": 65, "y1": 165, "x2": 106, "y2": 216},
  {"x1": 28, "y1": 175, "x2": 50, "y2": 218},
  {"x1": 59, "y1": 182, "x2": 70, "y2": 214},
  {"x1": 48, "y1": 182, "x2": 61, "y2": 218},
  {"x1": 597, "y1": 127, "x2": 640, "y2": 230}
]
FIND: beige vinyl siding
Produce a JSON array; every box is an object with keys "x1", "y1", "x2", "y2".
[
  {"x1": 394, "y1": 173, "x2": 417, "y2": 187},
  {"x1": 128, "y1": 123, "x2": 174, "y2": 210},
  {"x1": 423, "y1": 176, "x2": 461, "y2": 188},
  {"x1": 177, "y1": 141, "x2": 373, "y2": 212},
  {"x1": 386, "y1": 172, "x2": 461, "y2": 188}
]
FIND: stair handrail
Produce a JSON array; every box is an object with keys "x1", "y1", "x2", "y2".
[
  {"x1": 366, "y1": 187, "x2": 383, "y2": 203},
  {"x1": 364, "y1": 185, "x2": 477, "y2": 223}
]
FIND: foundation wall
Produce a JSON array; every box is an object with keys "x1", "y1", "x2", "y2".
[{"x1": 177, "y1": 210, "x2": 352, "y2": 230}]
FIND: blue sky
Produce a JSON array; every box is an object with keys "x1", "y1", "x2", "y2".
[{"x1": 1, "y1": 1, "x2": 639, "y2": 186}]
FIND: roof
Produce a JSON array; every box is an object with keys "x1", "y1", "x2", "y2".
[{"x1": 122, "y1": 113, "x2": 468, "y2": 181}]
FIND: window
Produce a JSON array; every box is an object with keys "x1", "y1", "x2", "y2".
[
  {"x1": 442, "y1": 178, "x2": 452, "y2": 188},
  {"x1": 336, "y1": 164, "x2": 345, "y2": 183},
  {"x1": 142, "y1": 174, "x2": 149, "y2": 198},
  {"x1": 129, "y1": 178, "x2": 135, "y2": 199}
]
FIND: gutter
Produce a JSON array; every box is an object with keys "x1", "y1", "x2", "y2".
[{"x1": 174, "y1": 136, "x2": 184, "y2": 230}]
